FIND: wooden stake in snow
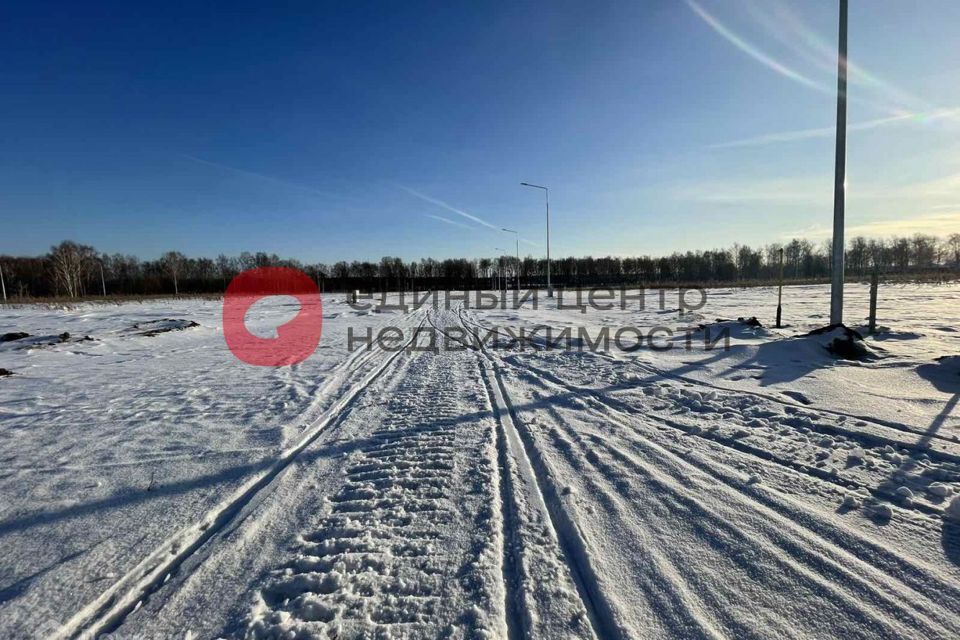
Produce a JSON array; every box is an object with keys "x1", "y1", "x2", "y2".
[{"x1": 868, "y1": 271, "x2": 879, "y2": 334}]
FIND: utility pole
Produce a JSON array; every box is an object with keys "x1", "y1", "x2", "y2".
[
  {"x1": 516, "y1": 238, "x2": 520, "y2": 291},
  {"x1": 776, "y1": 248, "x2": 784, "y2": 328},
  {"x1": 830, "y1": 0, "x2": 848, "y2": 325},
  {"x1": 521, "y1": 182, "x2": 552, "y2": 296}
]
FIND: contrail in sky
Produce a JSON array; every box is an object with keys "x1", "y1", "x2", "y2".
[
  {"x1": 709, "y1": 107, "x2": 960, "y2": 149},
  {"x1": 401, "y1": 184, "x2": 541, "y2": 248},
  {"x1": 182, "y1": 154, "x2": 351, "y2": 201},
  {"x1": 423, "y1": 213, "x2": 476, "y2": 231},
  {"x1": 399, "y1": 185, "x2": 501, "y2": 231}
]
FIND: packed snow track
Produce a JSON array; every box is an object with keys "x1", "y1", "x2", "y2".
[{"x1": 1, "y1": 287, "x2": 959, "y2": 639}]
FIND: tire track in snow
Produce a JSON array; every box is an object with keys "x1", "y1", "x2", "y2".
[
  {"x1": 431, "y1": 307, "x2": 598, "y2": 638},
  {"x1": 458, "y1": 307, "x2": 960, "y2": 459},
  {"x1": 246, "y1": 339, "x2": 504, "y2": 638},
  {"x1": 479, "y1": 358, "x2": 525, "y2": 640},
  {"x1": 505, "y1": 361, "x2": 960, "y2": 637},
  {"x1": 626, "y1": 359, "x2": 960, "y2": 452},
  {"x1": 442, "y1": 306, "x2": 601, "y2": 637},
  {"x1": 280, "y1": 316, "x2": 408, "y2": 437},
  {"x1": 455, "y1": 308, "x2": 960, "y2": 636},
  {"x1": 543, "y1": 409, "x2": 954, "y2": 638},
  {"x1": 55, "y1": 313, "x2": 427, "y2": 640},
  {"x1": 519, "y1": 357, "x2": 960, "y2": 582},
  {"x1": 506, "y1": 355, "x2": 960, "y2": 515},
  {"x1": 457, "y1": 309, "x2": 629, "y2": 640},
  {"x1": 535, "y1": 410, "x2": 764, "y2": 639},
  {"x1": 478, "y1": 358, "x2": 598, "y2": 640}
]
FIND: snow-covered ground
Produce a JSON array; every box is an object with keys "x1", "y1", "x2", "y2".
[{"x1": 1, "y1": 283, "x2": 959, "y2": 639}]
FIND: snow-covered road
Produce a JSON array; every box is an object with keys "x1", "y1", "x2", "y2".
[{"x1": 1, "y1": 285, "x2": 959, "y2": 638}]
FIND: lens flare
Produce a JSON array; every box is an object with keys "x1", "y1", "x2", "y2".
[
  {"x1": 748, "y1": 0, "x2": 929, "y2": 111},
  {"x1": 685, "y1": 0, "x2": 830, "y2": 94},
  {"x1": 687, "y1": 0, "x2": 959, "y2": 125}
]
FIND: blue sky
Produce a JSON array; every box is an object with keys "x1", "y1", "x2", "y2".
[{"x1": 2, "y1": 0, "x2": 959, "y2": 262}]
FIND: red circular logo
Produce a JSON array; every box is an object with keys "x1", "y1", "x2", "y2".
[{"x1": 223, "y1": 267, "x2": 323, "y2": 366}]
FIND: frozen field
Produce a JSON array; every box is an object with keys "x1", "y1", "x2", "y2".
[{"x1": 1, "y1": 282, "x2": 959, "y2": 639}]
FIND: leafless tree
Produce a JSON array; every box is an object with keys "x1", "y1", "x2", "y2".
[
  {"x1": 49, "y1": 241, "x2": 96, "y2": 298},
  {"x1": 891, "y1": 237, "x2": 911, "y2": 272},
  {"x1": 847, "y1": 236, "x2": 868, "y2": 275},
  {"x1": 910, "y1": 234, "x2": 938, "y2": 268},
  {"x1": 947, "y1": 233, "x2": 960, "y2": 268},
  {"x1": 161, "y1": 251, "x2": 186, "y2": 295}
]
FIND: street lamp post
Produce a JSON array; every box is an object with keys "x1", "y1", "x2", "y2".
[
  {"x1": 830, "y1": 0, "x2": 848, "y2": 325},
  {"x1": 776, "y1": 247, "x2": 784, "y2": 328},
  {"x1": 502, "y1": 228, "x2": 520, "y2": 291},
  {"x1": 521, "y1": 182, "x2": 552, "y2": 296}
]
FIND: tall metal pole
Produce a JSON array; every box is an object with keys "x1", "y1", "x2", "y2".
[
  {"x1": 830, "y1": 0, "x2": 848, "y2": 325},
  {"x1": 776, "y1": 247, "x2": 784, "y2": 328},
  {"x1": 514, "y1": 234, "x2": 520, "y2": 291},
  {"x1": 502, "y1": 229, "x2": 520, "y2": 291},
  {"x1": 545, "y1": 189, "x2": 551, "y2": 296},
  {"x1": 522, "y1": 182, "x2": 552, "y2": 296}
]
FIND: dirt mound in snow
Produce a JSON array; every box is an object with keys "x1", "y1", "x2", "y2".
[
  {"x1": 1, "y1": 332, "x2": 30, "y2": 342},
  {"x1": 0, "y1": 332, "x2": 93, "y2": 350},
  {"x1": 131, "y1": 319, "x2": 200, "y2": 337},
  {"x1": 0, "y1": 368, "x2": 12, "y2": 377},
  {"x1": 805, "y1": 324, "x2": 879, "y2": 361},
  {"x1": 695, "y1": 317, "x2": 769, "y2": 340}
]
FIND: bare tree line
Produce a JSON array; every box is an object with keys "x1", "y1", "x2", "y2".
[{"x1": 1, "y1": 234, "x2": 958, "y2": 299}]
